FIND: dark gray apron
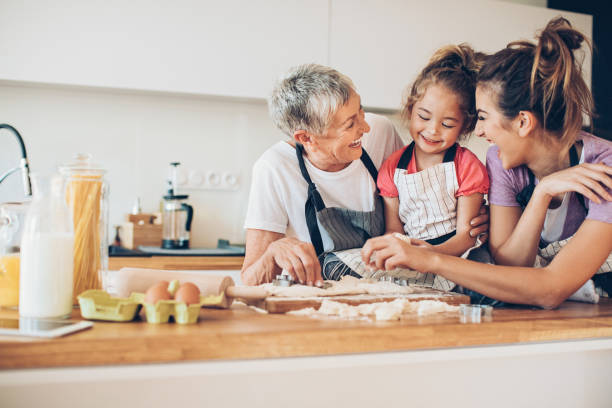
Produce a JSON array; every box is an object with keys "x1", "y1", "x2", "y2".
[
  {"x1": 295, "y1": 143, "x2": 385, "y2": 280},
  {"x1": 515, "y1": 144, "x2": 611, "y2": 299}
]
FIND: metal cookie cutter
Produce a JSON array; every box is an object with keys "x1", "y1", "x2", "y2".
[
  {"x1": 377, "y1": 276, "x2": 409, "y2": 286},
  {"x1": 459, "y1": 304, "x2": 493, "y2": 323},
  {"x1": 273, "y1": 274, "x2": 295, "y2": 287},
  {"x1": 273, "y1": 274, "x2": 332, "y2": 289}
]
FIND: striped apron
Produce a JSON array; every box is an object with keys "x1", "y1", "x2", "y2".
[
  {"x1": 295, "y1": 143, "x2": 385, "y2": 280},
  {"x1": 516, "y1": 145, "x2": 611, "y2": 303},
  {"x1": 380, "y1": 142, "x2": 478, "y2": 291},
  {"x1": 535, "y1": 238, "x2": 612, "y2": 303}
]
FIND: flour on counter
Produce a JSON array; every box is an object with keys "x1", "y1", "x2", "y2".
[
  {"x1": 232, "y1": 300, "x2": 268, "y2": 314},
  {"x1": 286, "y1": 298, "x2": 459, "y2": 321}
]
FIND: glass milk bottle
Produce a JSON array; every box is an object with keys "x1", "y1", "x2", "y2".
[
  {"x1": 59, "y1": 153, "x2": 109, "y2": 300},
  {"x1": 19, "y1": 174, "x2": 74, "y2": 318}
]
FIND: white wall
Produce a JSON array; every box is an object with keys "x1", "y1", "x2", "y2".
[{"x1": 0, "y1": 82, "x2": 285, "y2": 247}]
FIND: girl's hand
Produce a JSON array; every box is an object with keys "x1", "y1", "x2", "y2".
[
  {"x1": 361, "y1": 233, "x2": 435, "y2": 272},
  {"x1": 536, "y1": 163, "x2": 612, "y2": 204},
  {"x1": 407, "y1": 237, "x2": 434, "y2": 249}
]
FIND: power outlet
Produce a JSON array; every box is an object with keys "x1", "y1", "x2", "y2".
[{"x1": 175, "y1": 168, "x2": 240, "y2": 191}]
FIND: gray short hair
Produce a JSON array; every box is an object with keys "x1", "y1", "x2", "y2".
[{"x1": 268, "y1": 64, "x2": 356, "y2": 137}]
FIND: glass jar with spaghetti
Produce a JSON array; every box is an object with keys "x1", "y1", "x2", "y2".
[{"x1": 59, "y1": 154, "x2": 109, "y2": 302}]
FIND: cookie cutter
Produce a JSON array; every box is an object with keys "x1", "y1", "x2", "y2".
[
  {"x1": 377, "y1": 276, "x2": 409, "y2": 286},
  {"x1": 459, "y1": 304, "x2": 493, "y2": 323},
  {"x1": 273, "y1": 274, "x2": 295, "y2": 287},
  {"x1": 273, "y1": 274, "x2": 333, "y2": 289}
]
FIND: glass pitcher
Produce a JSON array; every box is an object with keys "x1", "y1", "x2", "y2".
[
  {"x1": 19, "y1": 174, "x2": 74, "y2": 318},
  {"x1": 162, "y1": 194, "x2": 193, "y2": 249},
  {"x1": 0, "y1": 201, "x2": 29, "y2": 308}
]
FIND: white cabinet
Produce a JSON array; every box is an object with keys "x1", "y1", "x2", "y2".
[
  {"x1": 0, "y1": 0, "x2": 592, "y2": 108},
  {"x1": 0, "y1": 0, "x2": 328, "y2": 99},
  {"x1": 329, "y1": 0, "x2": 592, "y2": 110}
]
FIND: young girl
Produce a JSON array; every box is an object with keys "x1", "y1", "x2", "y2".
[
  {"x1": 362, "y1": 18, "x2": 612, "y2": 307},
  {"x1": 373, "y1": 45, "x2": 489, "y2": 291}
]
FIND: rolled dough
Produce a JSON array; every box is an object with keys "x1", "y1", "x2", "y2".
[
  {"x1": 287, "y1": 298, "x2": 459, "y2": 321},
  {"x1": 261, "y1": 275, "x2": 417, "y2": 298}
]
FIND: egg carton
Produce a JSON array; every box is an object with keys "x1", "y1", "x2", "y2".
[{"x1": 77, "y1": 289, "x2": 224, "y2": 324}]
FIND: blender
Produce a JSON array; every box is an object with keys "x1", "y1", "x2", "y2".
[{"x1": 161, "y1": 162, "x2": 193, "y2": 249}]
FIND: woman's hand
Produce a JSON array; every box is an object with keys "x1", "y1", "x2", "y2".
[
  {"x1": 536, "y1": 163, "x2": 612, "y2": 204},
  {"x1": 361, "y1": 233, "x2": 436, "y2": 272},
  {"x1": 468, "y1": 200, "x2": 490, "y2": 242}
]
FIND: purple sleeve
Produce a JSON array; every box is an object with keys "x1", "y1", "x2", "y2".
[
  {"x1": 583, "y1": 134, "x2": 612, "y2": 224},
  {"x1": 485, "y1": 146, "x2": 529, "y2": 206}
]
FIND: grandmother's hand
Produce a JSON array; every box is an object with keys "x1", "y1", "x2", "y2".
[{"x1": 267, "y1": 237, "x2": 322, "y2": 286}]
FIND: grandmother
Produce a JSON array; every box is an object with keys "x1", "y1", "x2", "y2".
[{"x1": 241, "y1": 64, "x2": 488, "y2": 286}]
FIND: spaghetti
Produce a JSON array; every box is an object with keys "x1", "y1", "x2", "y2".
[{"x1": 65, "y1": 173, "x2": 104, "y2": 303}]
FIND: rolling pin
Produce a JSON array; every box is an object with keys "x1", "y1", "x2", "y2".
[{"x1": 112, "y1": 267, "x2": 268, "y2": 308}]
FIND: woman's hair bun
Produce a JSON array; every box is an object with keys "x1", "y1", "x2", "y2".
[
  {"x1": 478, "y1": 16, "x2": 593, "y2": 151},
  {"x1": 538, "y1": 17, "x2": 585, "y2": 61}
]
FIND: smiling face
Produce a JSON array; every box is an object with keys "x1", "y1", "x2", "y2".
[
  {"x1": 409, "y1": 84, "x2": 465, "y2": 156},
  {"x1": 475, "y1": 85, "x2": 527, "y2": 170},
  {"x1": 305, "y1": 90, "x2": 370, "y2": 171}
]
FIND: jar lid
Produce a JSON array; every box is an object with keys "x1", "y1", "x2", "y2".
[{"x1": 59, "y1": 153, "x2": 106, "y2": 176}]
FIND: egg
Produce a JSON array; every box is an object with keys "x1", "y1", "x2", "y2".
[
  {"x1": 144, "y1": 280, "x2": 172, "y2": 304},
  {"x1": 174, "y1": 282, "x2": 201, "y2": 305}
]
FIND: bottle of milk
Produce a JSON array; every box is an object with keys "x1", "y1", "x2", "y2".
[{"x1": 19, "y1": 174, "x2": 74, "y2": 319}]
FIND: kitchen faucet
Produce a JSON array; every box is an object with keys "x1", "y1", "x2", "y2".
[{"x1": 0, "y1": 124, "x2": 32, "y2": 196}]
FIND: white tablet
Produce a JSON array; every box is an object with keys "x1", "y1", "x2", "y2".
[{"x1": 0, "y1": 317, "x2": 93, "y2": 338}]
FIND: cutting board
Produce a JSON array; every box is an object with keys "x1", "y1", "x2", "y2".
[{"x1": 258, "y1": 289, "x2": 470, "y2": 314}]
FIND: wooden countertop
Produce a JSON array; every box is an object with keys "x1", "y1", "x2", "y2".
[{"x1": 2, "y1": 298, "x2": 612, "y2": 370}]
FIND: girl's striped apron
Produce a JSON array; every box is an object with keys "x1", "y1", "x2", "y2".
[{"x1": 373, "y1": 142, "x2": 480, "y2": 291}]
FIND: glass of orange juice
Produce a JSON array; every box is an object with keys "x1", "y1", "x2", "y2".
[
  {"x1": 0, "y1": 201, "x2": 29, "y2": 309},
  {"x1": 0, "y1": 254, "x2": 19, "y2": 308}
]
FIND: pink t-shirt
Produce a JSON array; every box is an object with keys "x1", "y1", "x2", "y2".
[{"x1": 377, "y1": 144, "x2": 490, "y2": 198}]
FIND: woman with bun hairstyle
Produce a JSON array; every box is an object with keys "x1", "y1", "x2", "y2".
[
  {"x1": 374, "y1": 44, "x2": 489, "y2": 291},
  {"x1": 362, "y1": 17, "x2": 612, "y2": 308}
]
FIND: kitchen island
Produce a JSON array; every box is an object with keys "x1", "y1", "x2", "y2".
[{"x1": 1, "y1": 299, "x2": 612, "y2": 407}]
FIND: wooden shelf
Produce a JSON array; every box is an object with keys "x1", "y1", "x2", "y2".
[{"x1": 108, "y1": 256, "x2": 244, "y2": 271}]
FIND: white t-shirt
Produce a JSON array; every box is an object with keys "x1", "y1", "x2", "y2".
[
  {"x1": 244, "y1": 113, "x2": 404, "y2": 251},
  {"x1": 541, "y1": 147, "x2": 585, "y2": 243}
]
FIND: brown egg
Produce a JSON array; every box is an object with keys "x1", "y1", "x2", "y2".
[
  {"x1": 174, "y1": 282, "x2": 201, "y2": 305},
  {"x1": 144, "y1": 280, "x2": 172, "y2": 304}
]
